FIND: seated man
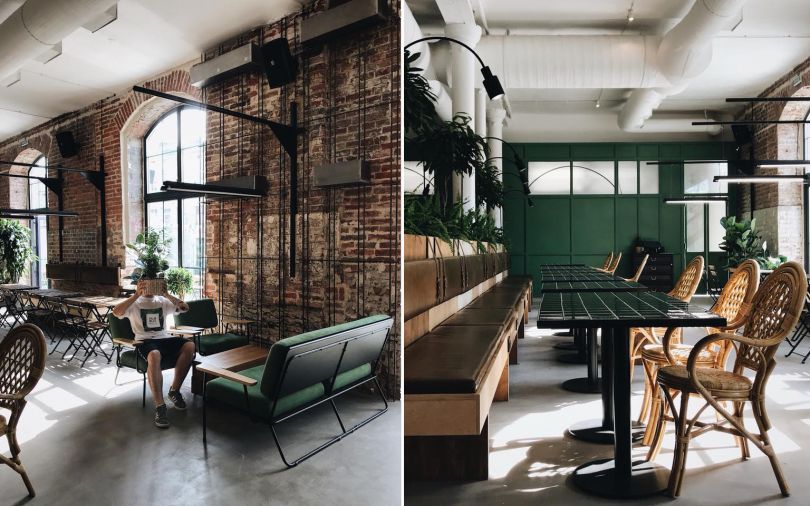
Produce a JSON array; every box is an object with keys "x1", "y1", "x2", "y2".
[{"x1": 113, "y1": 280, "x2": 193, "y2": 428}]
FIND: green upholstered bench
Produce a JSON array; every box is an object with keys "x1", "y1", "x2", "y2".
[
  {"x1": 109, "y1": 314, "x2": 186, "y2": 407},
  {"x1": 173, "y1": 299, "x2": 249, "y2": 356},
  {"x1": 199, "y1": 314, "x2": 394, "y2": 468}
]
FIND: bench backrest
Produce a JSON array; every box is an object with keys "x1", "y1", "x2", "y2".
[
  {"x1": 403, "y1": 259, "x2": 440, "y2": 320},
  {"x1": 174, "y1": 298, "x2": 218, "y2": 329},
  {"x1": 261, "y1": 315, "x2": 393, "y2": 399}
]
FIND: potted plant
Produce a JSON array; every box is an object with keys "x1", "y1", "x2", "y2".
[
  {"x1": 125, "y1": 228, "x2": 171, "y2": 296},
  {"x1": 165, "y1": 267, "x2": 193, "y2": 300},
  {"x1": 0, "y1": 218, "x2": 35, "y2": 284},
  {"x1": 719, "y1": 216, "x2": 765, "y2": 268}
]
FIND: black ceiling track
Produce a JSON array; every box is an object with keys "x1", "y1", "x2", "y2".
[{"x1": 726, "y1": 97, "x2": 810, "y2": 102}]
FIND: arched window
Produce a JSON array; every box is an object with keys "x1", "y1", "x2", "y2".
[
  {"x1": 144, "y1": 106, "x2": 206, "y2": 295},
  {"x1": 29, "y1": 155, "x2": 48, "y2": 287}
]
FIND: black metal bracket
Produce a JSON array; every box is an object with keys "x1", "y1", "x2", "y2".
[{"x1": 0, "y1": 172, "x2": 62, "y2": 194}]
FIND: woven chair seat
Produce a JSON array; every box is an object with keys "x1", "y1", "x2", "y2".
[
  {"x1": 658, "y1": 365, "x2": 752, "y2": 394},
  {"x1": 641, "y1": 343, "x2": 716, "y2": 364}
]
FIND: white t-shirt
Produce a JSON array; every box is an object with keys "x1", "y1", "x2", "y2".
[{"x1": 121, "y1": 296, "x2": 187, "y2": 341}]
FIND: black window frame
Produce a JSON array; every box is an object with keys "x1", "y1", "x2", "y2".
[
  {"x1": 143, "y1": 105, "x2": 206, "y2": 288},
  {"x1": 28, "y1": 155, "x2": 48, "y2": 288}
]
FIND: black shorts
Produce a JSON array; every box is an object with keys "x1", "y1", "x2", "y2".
[{"x1": 137, "y1": 337, "x2": 189, "y2": 362}]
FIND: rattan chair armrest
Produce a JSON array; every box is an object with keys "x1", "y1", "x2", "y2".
[
  {"x1": 660, "y1": 327, "x2": 681, "y2": 365},
  {"x1": 686, "y1": 331, "x2": 782, "y2": 383},
  {"x1": 0, "y1": 393, "x2": 21, "y2": 401},
  {"x1": 196, "y1": 364, "x2": 257, "y2": 386}
]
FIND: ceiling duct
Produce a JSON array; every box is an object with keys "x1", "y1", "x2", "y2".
[
  {"x1": 0, "y1": 0, "x2": 117, "y2": 81},
  {"x1": 190, "y1": 43, "x2": 262, "y2": 88}
]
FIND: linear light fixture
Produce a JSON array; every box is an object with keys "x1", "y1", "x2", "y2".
[
  {"x1": 646, "y1": 160, "x2": 810, "y2": 168},
  {"x1": 161, "y1": 178, "x2": 267, "y2": 199},
  {"x1": 0, "y1": 208, "x2": 78, "y2": 217},
  {"x1": 404, "y1": 37, "x2": 505, "y2": 100},
  {"x1": 714, "y1": 175, "x2": 808, "y2": 184},
  {"x1": 663, "y1": 195, "x2": 728, "y2": 205},
  {"x1": 0, "y1": 214, "x2": 35, "y2": 220},
  {"x1": 726, "y1": 97, "x2": 810, "y2": 102}
]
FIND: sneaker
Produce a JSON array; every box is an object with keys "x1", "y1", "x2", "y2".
[
  {"x1": 154, "y1": 404, "x2": 170, "y2": 429},
  {"x1": 168, "y1": 388, "x2": 187, "y2": 411}
]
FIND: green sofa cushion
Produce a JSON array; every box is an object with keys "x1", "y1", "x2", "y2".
[
  {"x1": 206, "y1": 365, "x2": 325, "y2": 419},
  {"x1": 331, "y1": 363, "x2": 372, "y2": 391},
  {"x1": 260, "y1": 314, "x2": 389, "y2": 398},
  {"x1": 175, "y1": 299, "x2": 219, "y2": 329},
  {"x1": 197, "y1": 332, "x2": 249, "y2": 356}
]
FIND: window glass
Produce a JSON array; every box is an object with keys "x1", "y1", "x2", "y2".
[
  {"x1": 572, "y1": 161, "x2": 614, "y2": 194},
  {"x1": 145, "y1": 111, "x2": 177, "y2": 156},
  {"x1": 29, "y1": 157, "x2": 47, "y2": 209},
  {"x1": 639, "y1": 162, "x2": 659, "y2": 194},
  {"x1": 617, "y1": 161, "x2": 637, "y2": 195},
  {"x1": 708, "y1": 202, "x2": 726, "y2": 252},
  {"x1": 684, "y1": 162, "x2": 728, "y2": 194},
  {"x1": 528, "y1": 162, "x2": 570, "y2": 194},
  {"x1": 146, "y1": 200, "x2": 179, "y2": 266},
  {"x1": 686, "y1": 205, "x2": 705, "y2": 252}
]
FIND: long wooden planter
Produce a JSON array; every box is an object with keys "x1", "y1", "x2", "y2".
[{"x1": 404, "y1": 234, "x2": 503, "y2": 260}]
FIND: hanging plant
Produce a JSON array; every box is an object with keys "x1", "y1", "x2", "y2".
[
  {"x1": 404, "y1": 49, "x2": 438, "y2": 136},
  {"x1": 0, "y1": 219, "x2": 35, "y2": 284}
]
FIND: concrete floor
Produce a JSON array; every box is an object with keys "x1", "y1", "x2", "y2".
[
  {"x1": 406, "y1": 296, "x2": 810, "y2": 505},
  {"x1": 0, "y1": 328, "x2": 401, "y2": 506}
]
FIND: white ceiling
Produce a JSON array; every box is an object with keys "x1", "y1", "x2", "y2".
[
  {"x1": 0, "y1": 0, "x2": 305, "y2": 142},
  {"x1": 409, "y1": 0, "x2": 810, "y2": 141}
]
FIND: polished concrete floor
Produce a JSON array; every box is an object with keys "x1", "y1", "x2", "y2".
[
  {"x1": 0, "y1": 328, "x2": 401, "y2": 506},
  {"x1": 406, "y1": 296, "x2": 810, "y2": 505}
]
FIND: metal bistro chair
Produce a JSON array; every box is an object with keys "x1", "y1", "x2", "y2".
[
  {"x1": 649, "y1": 262, "x2": 807, "y2": 498},
  {"x1": 0, "y1": 324, "x2": 47, "y2": 498},
  {"x1": 0, "y1": 289, "x2": 24, "y2": 329},
  {"x1": 706, "y1": 264, "x2": 724, "y2": 303},
  {"x1": 784, "y1": 289, "x2": 810, "y2": 362}
]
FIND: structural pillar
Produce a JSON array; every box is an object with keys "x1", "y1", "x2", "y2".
[
  {"x1": 487, "y1": 107, "x2": 507, "y2": 227},
  {"x1": 445, "y1": 22, "x2": 482, "y2": 213}
]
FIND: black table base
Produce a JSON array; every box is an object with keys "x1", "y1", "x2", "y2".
[
  {"x1": 561, "y1": 377, "x2": 601, "y2": 393},
  {"x1": 552, "y1": 341, "x2": 577, "y2": 350},
  {"x1": 572, "y1": 458, "x2": 669, "y2": 499},
  {"x1": 567, "y1": 419, "x2": 647, "y2": 444}
]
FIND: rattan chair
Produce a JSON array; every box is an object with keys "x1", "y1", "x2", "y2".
[
  {"x1": 623, "y1": 254, "x2": 649, "y2": 282},
  {"x1": 0, "y1": 324, "x2": 47, "y2": 498},
  {"x1": 639, "y1": 259, "x2": 759, "y2": 448},
  {"x1": 629, "y1": 256, "x2": 704, "y2": 383},
  {"x1": 648, "y1": 261, "x2": 806, "y2": 498},
  {"x1": 600, "y1": 252, "x2": 614, "y2": 270}
]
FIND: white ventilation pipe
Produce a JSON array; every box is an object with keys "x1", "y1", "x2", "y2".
[
  {"x1": 0, "y1": 0, "x2": 116, "y2": 80},
  {"x1": 618, "y1": 0, "x2": 746, "y2": 132}
]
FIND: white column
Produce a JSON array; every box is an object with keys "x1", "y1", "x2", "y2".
[
  {"x1": 445, "y1": 22, "x2": 481, "y2": 213},
  {"x1": 487, "y1": 107, "x2": 507, "y2": 227},
  {"x1": 474, "y1": 88, "x2": 487, "y2": 212}
]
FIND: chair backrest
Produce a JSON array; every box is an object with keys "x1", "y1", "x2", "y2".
[
  {"x1": 404, "y1": 259, "x2": 440, "y2": 321},
  {"x1": 712, "y1": 259, "x2": 760, "y2": 324},
  {"x1": 669, "y1": 256, "x2": 704, "y2": 302},
  {"x1": 260, "y1": 315, "x2": 393, "y2": 401},
  {"x1": 0, "y1": 324, "x2": 46, "y2": 411},
  {"x1": 734, "y1": 261, "x2": 807, "y2": 375},
  {"x1": 601, "y1": 252, "x2": 614, "y2": 270},
  {"x1": 108, "y1": 313, "x2": 136, "y2": 340},
  {"x1": 628, "y1": 254, "x2": 649, "y2": 282},
  {"x1": 174, "y1": 298, "x2": 218, "y2": 329},
  {"x1": 607, "y1": 252, "x2": 622, "y2": 274}
]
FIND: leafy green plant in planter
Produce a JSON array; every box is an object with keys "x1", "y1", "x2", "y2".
[
  {"x1": 0, "y1": 219, "x2": 35, "y2": 284},
  {"x1": 126, "y1": 228, "x2": 171, "y2": 296},
  {"x1": 476, "y1": 163, "x2": 504, "y2": 211},
  {"x1": 165, "y1": 267, "x2": 193, "y2": 300},
  {"x1": 404, "y1": 50, "x2": 438, "y2": 136},
  {"x1": 406, "y1": 114, "x2": 489, "y2": 212},
  {"x1": 719, "y1": 216, "x2": 765, "y2": 267}
]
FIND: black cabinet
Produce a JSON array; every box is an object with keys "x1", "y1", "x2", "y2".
[{"x1": 634, "y1": 252, "x2": 673, "y2": 292}]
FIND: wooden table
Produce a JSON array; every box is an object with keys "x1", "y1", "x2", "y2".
[
  {"x1": 537, "y1": 290, "x2": 724, "y2": 498},
  {"x1": 191, "y1": 344, "x2": 268, "y2": 395},
  {"x1": 0, "y1": 284, "x2": 37, "y2": 291}
]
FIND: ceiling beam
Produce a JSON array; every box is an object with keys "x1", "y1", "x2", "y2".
[{"x1": 436, "y1": 0, "x2": 477, "y2": 26}]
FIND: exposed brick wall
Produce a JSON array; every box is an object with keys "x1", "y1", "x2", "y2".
[
  {"x1": 0, "y1": 0, "x2": 401, "y2": 396},
  {"x1": 733, "y1": 56, "x2": 810, "y2": 264}
]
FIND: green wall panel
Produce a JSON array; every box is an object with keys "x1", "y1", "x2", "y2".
[
  {"x1": 572, "y1": 198, "x2": 614, "y2": 254},
  {"x1": 503, "y1": 198, "x2": 526, "y2": 254},
  {"x1": 615, "y1": 144, "x2": 637, "y2": 160},
  {"x1": 571, "y1": 143, "x2": 614, "y2": 160},
  {"x1": 638, "y1": 197, "x2": 660, "y2": 240},
  {"x1": 615, "y1": 198, "x2": 639, "y2": 277},
  {"x1": 525, "y1": 198, "x2": 570, "y2": 254},
  {"x1": 638, "y1": 145, "x2": 659, "y2": 160}
]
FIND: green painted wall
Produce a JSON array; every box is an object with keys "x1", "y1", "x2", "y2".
[{"x1": 502, "y1": 142, "x2": 738, "y2": 295}]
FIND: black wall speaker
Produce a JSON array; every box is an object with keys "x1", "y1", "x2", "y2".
[
  {"x1": 731, "y1": 124, "x2": 752, "y2": 146},
  {"x1": 262, "y1": 38, "x2": 296, "y2": 88},
  {"x1": 56, "y1": 131, "x2": 79, "y2": 158}
]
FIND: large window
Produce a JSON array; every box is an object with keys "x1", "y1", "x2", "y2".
[
  {"x1": 144, "y1": 107, "x2": 206, "y2": 295},
  {"x1": 684, "y1": 162, "x2": 728, "y2": 253},
  {"x1": 527, "y1": 160, "x2": 658, "y2": 195},
  {"x1": 29, "y1": 156, "x2": 48, "y2": 288}
]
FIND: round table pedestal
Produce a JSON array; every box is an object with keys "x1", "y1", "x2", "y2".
[
  {"x1": 556, "y1": 352, "x2": 600, "y2": 364},
  {"x1": 552, "y1": 331, "x2": 573, "y2": 337},
  {"x1": 572, "y1": 458, "x2": 669, "y2": 498},
  {"x1": 561, "y1": 377, "x2": 601, "y2": 394},
  {"x1": 552, "y1": 342, "x2": 578, "y2": 350},
  {"x1": 567, "y1": 419, "x2": 647, "y2": 444}
]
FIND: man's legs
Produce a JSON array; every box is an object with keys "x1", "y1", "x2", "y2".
[
  {"x1": 171, "y1": 341, "x2": 196, "y2": 391},
  {"x1": 146, "y1": 350, "x2": 165, "y2": 407}
]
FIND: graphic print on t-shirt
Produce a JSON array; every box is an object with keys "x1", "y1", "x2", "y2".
[{"x1": 140, "y1": 307, "x2": 165, "y2": 331}]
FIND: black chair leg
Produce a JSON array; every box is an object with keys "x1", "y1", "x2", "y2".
[
  {"x1": 202, "y1": 373, "x2": 208, "y2": 444},
  {"x1": 142, "y1": 373, "x2": 146, "y2": 408},
  {"x1": 786, "y1": 324, "x2": 809, "y2": 357}
]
